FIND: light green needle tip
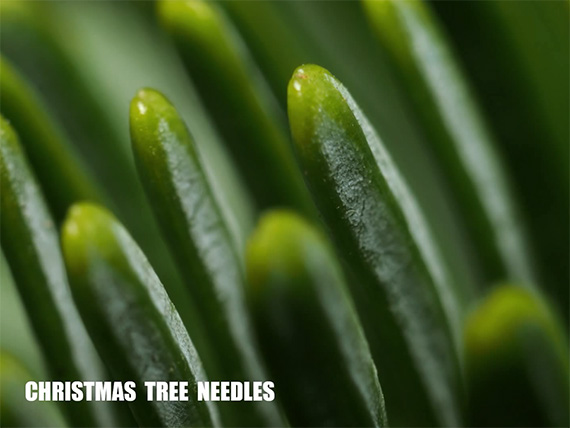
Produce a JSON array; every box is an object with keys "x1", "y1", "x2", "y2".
[
  {"x1": 131, "y1": 87, "x2": 171, "y2": 119},
  {"x1": 157, "y1": 0, "x2": 219, "y2": 40},
  {"x1": 288, "y1": 64, "x2": 341, "y2": 142},
  {"x1": 129, "y1": 87, "x2": 192, "y2": 160},
  {"x1": 61, "y1": 203, "x2": 116, "y2": 278},
  {"x1": 247, "y1": 210, "x2": 320, "y2": 293},
  {"x1": 464, "y1": 285, "x2": 569, "y2": 426},
  {"x1": 465, "y1": 285, "x2": 565, "y2": 360}
]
